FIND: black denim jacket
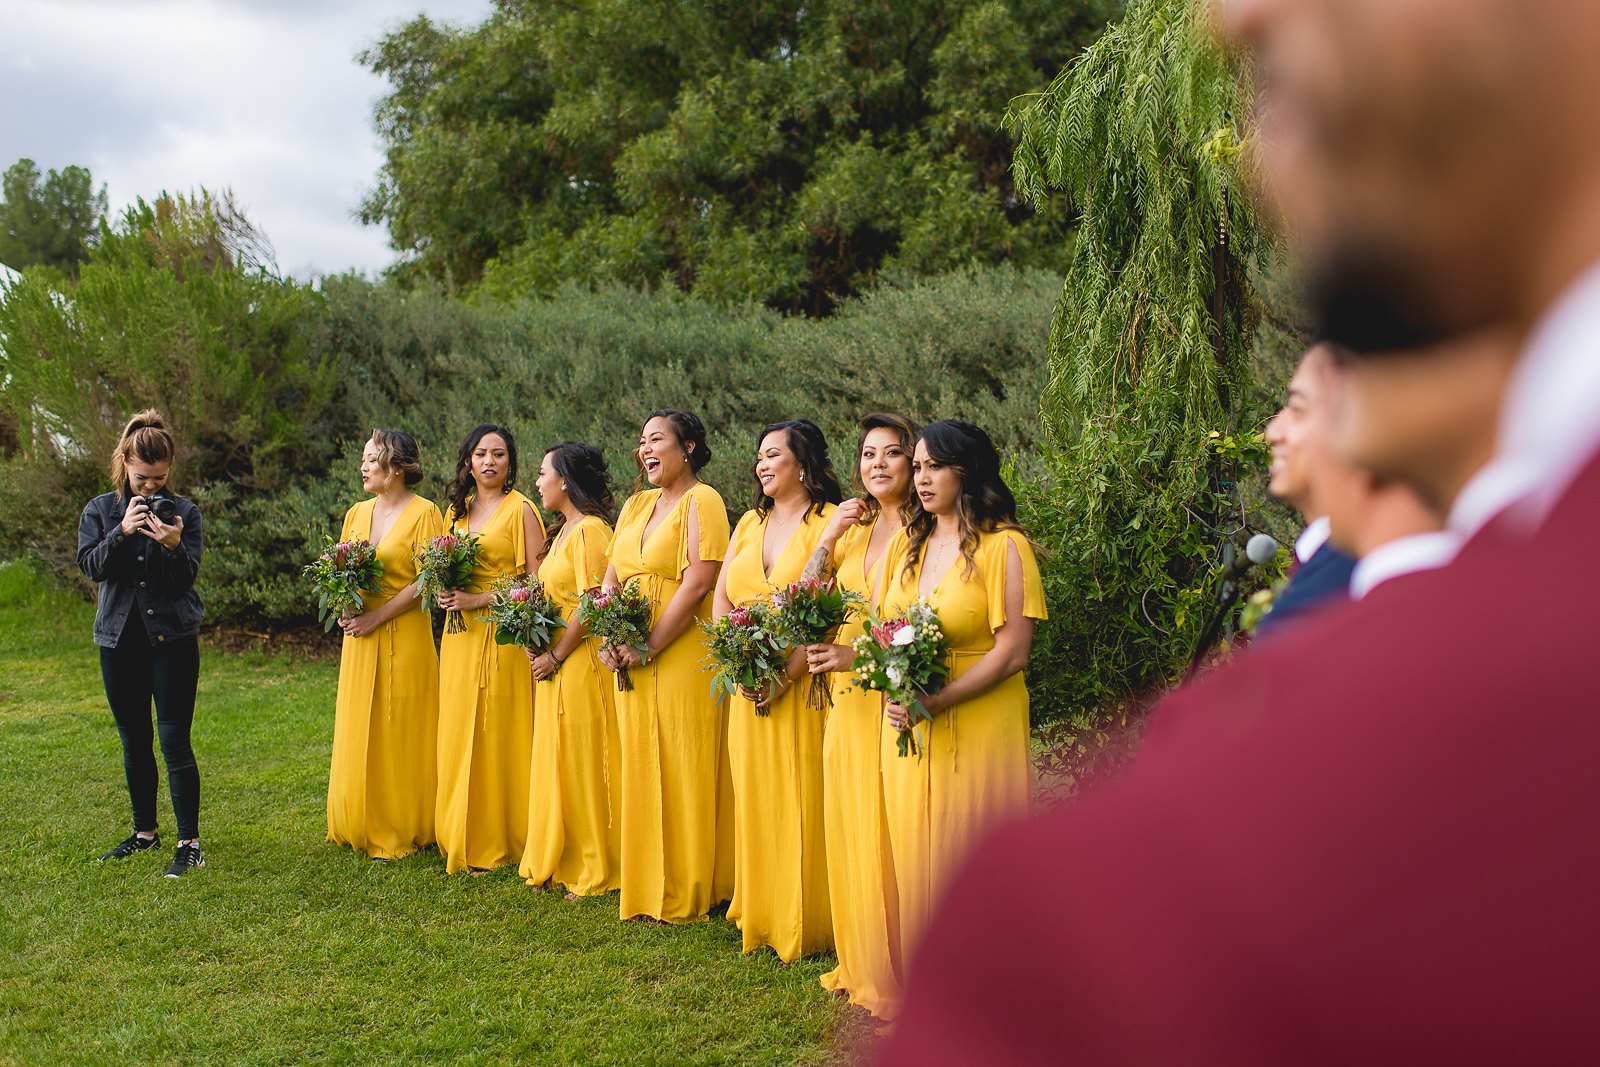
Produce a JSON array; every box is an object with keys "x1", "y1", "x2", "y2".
[{"x1": 77, "y1": 490, "x2": 205, "y2": 649}]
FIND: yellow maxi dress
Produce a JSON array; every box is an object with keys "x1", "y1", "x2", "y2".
[
  {"x1": 436, "y1": 490, "x2": 544, "y2": 874},
  {"x1": 327, "y1": 495, "x2": 444, "y2": 859},
  {"x1": 724, "y1": 505, "x2": 835, "y2": 962},
  {"x1": 818, "y1": 515, "x2": 902, "y2": 1016},
  {"x1": 520, "y1": 514, "x2": 622, "y2": 895},
  {"x1": 610, "y1": 482, "x2": 733, "y2": 922},
  {"x1": 878, "y1": 527, "x2": 1046, "y2": 965}
]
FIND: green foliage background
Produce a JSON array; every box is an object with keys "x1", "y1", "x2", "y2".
[
  {"x1": 1006, "y1": 0, "x2": 1285, "y2": 729},
  {"x1": 360, "y1": 0, "x2": 1122, "y2": 313},
  {"x1": 0, "y1": 158, "x2": 107, "y2": 276}
]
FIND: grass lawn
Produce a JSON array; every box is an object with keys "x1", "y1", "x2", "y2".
[{"x1": 0, "y1": 562, "x2": 863, "y2": 1065}]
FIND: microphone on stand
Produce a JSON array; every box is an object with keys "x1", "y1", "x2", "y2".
[{"x1": 1186, "y1": 533, "x2": 1281, "y2": 678}]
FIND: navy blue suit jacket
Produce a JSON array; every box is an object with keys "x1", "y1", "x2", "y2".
[{"x1": 1254, "y1": 541, "x2": 1355, "y2": 639}]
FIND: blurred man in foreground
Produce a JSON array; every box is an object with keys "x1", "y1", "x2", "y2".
[{"x1": 880, "y1": 0, "x2": 1600, "y2": 1061}]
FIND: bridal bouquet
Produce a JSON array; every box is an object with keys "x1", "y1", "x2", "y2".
[
  {"x1": 577, "y1": 580, "x2": 652, "y2": 691},
  {"x1": 414, "y1": 532, "x2": 482, "y2": 634},
  {"x1": 700, "y1": 601, "x2": 788, "y2": 715},
  {"x1": 850, "y1": 599, "x2": 950, "y2": 758},
  {"x1": 770, "y1": 576, "x2": 866, "y2": 710},
  {"x1": 304, "y1": 537, "x2": 385, "y2": 632},
  {"x1": 481, "y1": 575, "x2": 565, "y2": 654}
]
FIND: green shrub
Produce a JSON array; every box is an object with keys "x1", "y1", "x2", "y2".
[{"x1": 3, "y1": 262, "x2": 1058, "y2": 629}]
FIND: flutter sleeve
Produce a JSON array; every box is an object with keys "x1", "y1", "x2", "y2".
[
  {"x1": 985, "y1": 529, "x2": 1047, "y2": 632},
  {"x1": 513, "y1": 491, "x2": 546, "y2": 574},
  {"x1": 680, "y1": 483, "x2": 731, "y2": 573},
  {"x1": 419, "y1": 502, "x2": 445, "y2": 543},
  {"x1": 575, "y1": 518, "x2": 614, "y2": 593}
]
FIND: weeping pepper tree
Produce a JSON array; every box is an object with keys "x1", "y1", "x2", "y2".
[{"x1": 1007, "y1": 0, "x2": 1275, "y2": 732}]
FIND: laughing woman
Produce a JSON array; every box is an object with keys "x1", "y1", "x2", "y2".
[
  {"x1": 328, "y1": 429, "x2": 444, "y2": 860},
  {"x1": 435, "y1": 424, "x2": 545, "y2": 874},
  {"x1": 713, "y1": 418, "x2": 842, "y2": 963},
  {"x1": 520, "y1": 442, "x2": 622, "y2": 898},
  {"x1": 600, "y1": 409, "x2": 733, "y2": 924},
  {"x1": 877, "y1": 420, "x2": 1045, "y2": 963},
  {"x1": 801, "y1": 412, "x2": 918, "y2": 1017}
]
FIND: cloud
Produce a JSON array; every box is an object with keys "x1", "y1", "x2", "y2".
[{"x1": 0, "y1": 0, "x2": 492, "y2": 278}]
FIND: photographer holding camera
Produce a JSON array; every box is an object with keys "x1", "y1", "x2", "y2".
[{"x1": 76, "y1": 409, "x2": 206, "y2": 877}]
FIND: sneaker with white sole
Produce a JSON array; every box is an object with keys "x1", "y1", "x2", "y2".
[
  {"x1": 165, "y1": 842, "x2": 205, "y2": 878},
  {"x1": 98, "y1": 832, "x2": 161, "y2": 861}
]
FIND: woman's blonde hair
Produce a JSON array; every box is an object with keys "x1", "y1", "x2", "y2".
[{"x1": 109, "y1": 408, "x2": 176, "y2": 492}]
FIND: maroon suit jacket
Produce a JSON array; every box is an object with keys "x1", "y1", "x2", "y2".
[{"x1": 879, "y1": 452, "x2": 1600, "y2": 1065}]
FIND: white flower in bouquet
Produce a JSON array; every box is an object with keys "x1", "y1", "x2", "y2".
[{"x1": 891, "y1": 624, "x2": 916, "y2": 647}]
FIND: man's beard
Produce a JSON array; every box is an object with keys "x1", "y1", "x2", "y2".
[{"x1": 1306, "y1": 236, "x2": 1457, "y2": 354}]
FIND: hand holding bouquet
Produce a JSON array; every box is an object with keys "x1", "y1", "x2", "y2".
[
  {"x1": 304, "y1": 537, "x2": 385, "y2": 632},
  {"x1": 770, "y1": 576, "x2": 866, "y2": 709},
  {"x1": 700, "y1": 602, "x2": 788, "y2": 715},
  {"x1": 850, "y1": 599, "x2": 950, "y2": 758},
  {"x1": 414, "y1": 532, "x2": 482, "y2": 634},
  {"x1": 577, "y1": 580, "x2": 652, "y2": 691},
  {"x1": 481, "y1": 575, "x2": 565, "y2": 653}
]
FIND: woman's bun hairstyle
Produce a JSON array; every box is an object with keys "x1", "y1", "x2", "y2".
[{"x1": 370, "y1": 428, "x2": 424, "y2": 487}]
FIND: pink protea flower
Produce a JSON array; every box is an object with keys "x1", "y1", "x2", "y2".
[
  {"x1": 509, "y1": 586, "x2": 532, "y2": 604},
  {"x1": 728, "y1": 605, "x2": 753, "y2": 627}
]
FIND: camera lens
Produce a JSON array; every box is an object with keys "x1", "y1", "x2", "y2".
[{"x1": 151, "y1": 497, "x2": 179, "y2": 524}]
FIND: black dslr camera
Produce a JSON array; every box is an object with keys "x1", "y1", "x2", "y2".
[{"x1": 147, "y1": 494, "x2": 180, "y2": 525}]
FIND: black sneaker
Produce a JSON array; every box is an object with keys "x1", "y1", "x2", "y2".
[
  {"x1": 165, "y1": 842, "x2": 205, "y2": 878},
  {"x1": 98, "y1": 832, "x2": 161, "y2": 861}
]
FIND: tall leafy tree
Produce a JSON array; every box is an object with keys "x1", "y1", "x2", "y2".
[
  {"x1": 1006, "y1": 0, "x2": 1274, "y2": 723},
  {"x1": 360, "y1": 0, "x2": 1122, "y2": 313},
  {"x1": 0, "y1": 158, "x2": 109, "y2": 275}
]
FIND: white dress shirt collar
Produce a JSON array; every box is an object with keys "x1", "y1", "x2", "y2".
[
  {"x1": 1449, "y1": 257, "x2": 1600, "y2": 537},
  {"x1": 1294, "y1": 515, "x2": 1332, "y2": 564},
  {"x1": 1350, "y1": 531, "x2": 1461, "y2": 600}
]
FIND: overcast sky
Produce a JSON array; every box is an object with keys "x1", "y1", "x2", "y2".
[{"x1": 2, "y1": 0, "x2": 493, "y2": 279}]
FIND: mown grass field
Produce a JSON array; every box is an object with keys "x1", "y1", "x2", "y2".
[{"x1": 0, "y1": 563, "x2": 860, "y2": 1065}]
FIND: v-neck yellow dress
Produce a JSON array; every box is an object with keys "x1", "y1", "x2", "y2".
[
  {"x1": 609, "y1": 482, "x2": 733, "y2": 923},
  {"x1": 436, "y1": 490, "x2": 545, "y2": 874},
  {"x1": 818, "y1": 514, "x2": 902, "y2": 1016},
  {"x1": 877, "y1": 526, "x2": 1046, "y2": 965},
  {"x1": 520, "y1": 514, "x2": 622, "y2": 896},
  {"x1": 724, "y1": 504, "x2": 836, "y2": 962},
  {"x1": 327, "y1": 494, "x2": 444, "y2": 859}
]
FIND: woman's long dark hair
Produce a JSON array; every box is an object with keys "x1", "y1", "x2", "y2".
[
  {"x1": 447, "y1": 423, "x2": 518, "y2": 524},
  {"x1": 634, "y1": 408, "x2": 713, "y2": 493},
  {"x1": 538, "y1": 442, "x2": 616, "y2": 560},
  {"x1": 901, "y1": 419, "x2": 1026, "y2": 581},
  {"x1": 854, "y1": 411, "x2": 919, "y2": 521},
  {"x1": 751, "y1": 419, "x2": 843, "y2": 519}
]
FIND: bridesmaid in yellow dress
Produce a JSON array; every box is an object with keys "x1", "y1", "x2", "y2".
[
  {"x1": 712, "y1": 418, "x2": 842, "y2": 962},
  {"x1": 877, "y1": 419, "x2": 1046, "y2": 965},
  {"x1": 520, "y1": 442, "x2": 622, "y2": 897},
  {"x1": 599, "y1": 409, "x2": 733, "y2": 923},
  {"x1": 434, "y1": 424, "x2": 546, "y2": 874},
  {"x1": 801, "y1": 412, "x2": 918, "y2": 1016},
  {"x1": 328, "y1": 429, "x2": 444, "y2": 859}
]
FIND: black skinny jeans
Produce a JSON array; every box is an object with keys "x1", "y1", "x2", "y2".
[{"x1": 99, "y1": 615, "x2": 201, "y2": 840}]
